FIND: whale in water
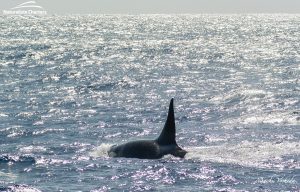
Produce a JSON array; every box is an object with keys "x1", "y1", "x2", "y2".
[{"x1": 108, "y1": 98, "x2": 187, "y2": 159}]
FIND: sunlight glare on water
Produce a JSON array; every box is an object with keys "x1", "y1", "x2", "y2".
[{"x1": 0, "y1": 14, "x2": 299, "y2": 191}]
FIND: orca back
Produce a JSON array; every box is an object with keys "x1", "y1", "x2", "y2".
[{"x1": 108, "y1": 98, "x2": 187, "y2": 159}]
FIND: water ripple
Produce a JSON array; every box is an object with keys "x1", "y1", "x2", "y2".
[{"x1": 1, "y1": 14, "x2": 300, "y2": 191}]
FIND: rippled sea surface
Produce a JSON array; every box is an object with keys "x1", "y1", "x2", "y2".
[{"x1": 0, "y1": 14, "x2": 300, "y2": 191}]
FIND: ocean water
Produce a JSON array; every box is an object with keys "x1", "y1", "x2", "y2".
[{"x1": 0, "y1": 14, "x2": 300, "y2": 191}]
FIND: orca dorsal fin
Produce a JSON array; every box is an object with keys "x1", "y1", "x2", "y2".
[{"x1": 156, "y1": 98, "x2": 177, "y2": 145}]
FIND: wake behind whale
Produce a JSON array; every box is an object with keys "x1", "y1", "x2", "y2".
[
  {"x1": 91, "y1": 141, "x2": 300, "y2": 169},
  {"x1": 107, "y1": 99, "x2": 187, "y2": 159}
]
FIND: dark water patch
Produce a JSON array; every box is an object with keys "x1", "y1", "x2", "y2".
[
  {"x1": 1, "y1": 44, "x2": 51, "y2": 52},
  {"x1": 83, "y1": 79, "x2": 138, "y2": 93},
  {"x1": 1, "y1": 44, "x2": 51, "y2": 62},
  {"x1": 0, "y1": 155, "x2": 36, "y2": 165},
  {"x1": 86, "y1": 82, "x2": 117, "y2": 92},
  {"x1": 5, "y1": 53, "x2": 28, "y2": 61},
  {"x1": 0, "y1": 184, "x2": 41, "y2": 192}
]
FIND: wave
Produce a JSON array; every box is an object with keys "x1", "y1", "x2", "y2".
[{"x1": 185, "y1": 140, "x2": 300, "y2": 169}]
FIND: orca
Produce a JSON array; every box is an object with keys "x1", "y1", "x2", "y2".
[{"x1": 108, "y1": 98, "x2": 187, "y2": 159}]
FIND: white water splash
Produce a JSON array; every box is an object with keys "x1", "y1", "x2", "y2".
[{"x1": 89, "y1": 143, "x2": 113, "y2": 158}]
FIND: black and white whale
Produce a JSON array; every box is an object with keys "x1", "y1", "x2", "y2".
[{"x1": 108, "y1": 98, "x2": 187, "y2": 159}]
